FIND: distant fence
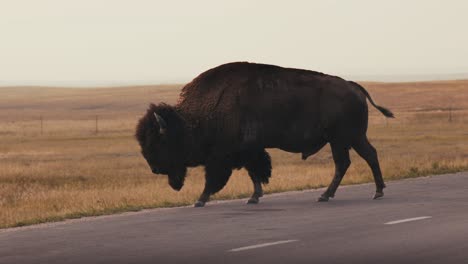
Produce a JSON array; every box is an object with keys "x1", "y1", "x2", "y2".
[
  {"x1": 0, "y1": 115, "x2": 141, "y2": 137},
  {"x1": 37, "y1": 115, "x2": 99, "y2": 135},
  {"x1": 0, "y1": 110, "x2": 467, "y2": 137},
  {"x1": 368, "y1": 108, "x2": 467, "y2": 126}
]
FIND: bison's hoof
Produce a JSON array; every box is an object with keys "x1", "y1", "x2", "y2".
[
  {"x1": 247, "y1": 197, "x2": 259, "y2": 204},
  {"x1": 373, "y1": 192, "x2": 384, "y2": 200},
  {"x1": 194, "y1": 201, "x2": 206, "y2": 207},
  {"x1": 317, "y1": 195, "x2": 329, "y2": 202}
]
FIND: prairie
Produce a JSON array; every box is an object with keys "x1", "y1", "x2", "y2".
[{"x1": 0, "y1": 80, "x2": 467, "y2": 228}]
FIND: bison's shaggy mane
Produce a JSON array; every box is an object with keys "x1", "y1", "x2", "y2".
[
  {"x1": 135, "y1": 103, "x2": 188, "y2": 154},
  {"x1": 178, "y1": 62, "x2": 326, "y2": 106},
  {"x1": 135, "y1": 103, "x2": 162, "y2": 146}
]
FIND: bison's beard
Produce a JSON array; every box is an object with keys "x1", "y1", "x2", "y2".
[{"x1": 168, "y1": 166, "x2": 187, "y2": 191}]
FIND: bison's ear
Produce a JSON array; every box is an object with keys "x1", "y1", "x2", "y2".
[{"x1": 153, "y1": 113, "x2": 167, "y2": 134}]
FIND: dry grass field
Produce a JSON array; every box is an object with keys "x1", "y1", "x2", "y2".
[{"x1": 0, "y1": 80, "x2": 467, "y2": 228}]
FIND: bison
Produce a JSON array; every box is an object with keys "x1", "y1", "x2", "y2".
[{"x1": 136, "y1": 62, "x2": 394, "y2": 207}]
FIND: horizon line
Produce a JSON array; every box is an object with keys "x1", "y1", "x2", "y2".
[{"x1": 2, "y1": 73, "x2": 468, "y2": 88}]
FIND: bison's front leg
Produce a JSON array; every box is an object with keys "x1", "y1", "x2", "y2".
[
  {"x1": 194, "y1": 160, "x2": 233, "y2": 207},
  {"x1": 247, "y1": 181, "x2": 263, "y2": 204},
  {"x1": 194, "y1": 193, "x2": 210, "y2": 208}
]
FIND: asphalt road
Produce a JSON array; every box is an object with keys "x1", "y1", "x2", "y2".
[{"x1": 1, "y1": 172, "x2": 468, "y2": 264}]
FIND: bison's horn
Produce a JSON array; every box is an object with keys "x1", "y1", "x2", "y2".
[{"x1": 153, "y1": 113, "x2": 167, "y2": 134}]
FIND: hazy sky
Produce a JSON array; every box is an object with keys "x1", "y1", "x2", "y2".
[{"x1": 1, "y1": 0, "x2": 467, "y2": 86}]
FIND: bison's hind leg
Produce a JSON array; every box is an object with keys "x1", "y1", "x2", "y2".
[
  {"x1": 352, "y1": 136, "x2": 386, "y2": 200},
  {"x1": 245, "y1": 149, "x2": 272, "y2": 204},
  {"x1": 318, "y1": 143, "x2": 351, "y2": 202}
]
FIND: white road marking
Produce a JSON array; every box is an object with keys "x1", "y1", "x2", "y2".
[
  {"x1": 385, "y1": 216, "x2": 432, "y2": 225},
  {"x1": 228, "y1": 240, "x2": 299, "y2": 252}
]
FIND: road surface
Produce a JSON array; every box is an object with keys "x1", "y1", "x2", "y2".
[{"x1": 1, "y1": 172, "x2": 468, "y2": 264}]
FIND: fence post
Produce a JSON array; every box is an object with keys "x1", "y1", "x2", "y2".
[
  {"x1": 448, "y1": 106, "x2": 452, "y2": 123},
  {"x1": 40, "y1": 115, "x2": 43, "y2": 135},
  {"x1": 95, "y1": 115, "x2": 99, "y2": 134}
]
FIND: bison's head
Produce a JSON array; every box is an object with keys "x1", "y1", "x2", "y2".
[{"x1": 135, "y1": 103, "x2": 188, "y2": 191}]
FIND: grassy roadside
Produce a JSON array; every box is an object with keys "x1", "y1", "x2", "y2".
[
  {"x1": 0, "y1": 81, "x2": 467, "y2": 229},
  {"x1": 1, "y1": 120, "x2": 467, "y2": 229}
]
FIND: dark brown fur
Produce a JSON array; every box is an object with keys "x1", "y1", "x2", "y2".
[{"x1": 136, "y1": 62, "x2": 394, "y2": 206}]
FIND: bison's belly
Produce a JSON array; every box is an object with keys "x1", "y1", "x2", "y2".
[
  {"x1": 275, "y1": 134, "x2": 326, "y2": 154},
  {"x1": 261, "y1": 122, "x2": 327, "y2": 155}
]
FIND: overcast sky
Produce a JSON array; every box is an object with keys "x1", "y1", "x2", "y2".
[{"x1": 1, "y1": 0, "x2": 467, "y2": 86}]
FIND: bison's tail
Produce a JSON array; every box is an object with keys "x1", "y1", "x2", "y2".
[{"x1": 349, "y1": 81, "x2": 395, "y2": 118}]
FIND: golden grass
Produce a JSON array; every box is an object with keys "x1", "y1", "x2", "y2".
[{"x1": 0, "y1": 81, "x2": 467, "y2": 228}]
